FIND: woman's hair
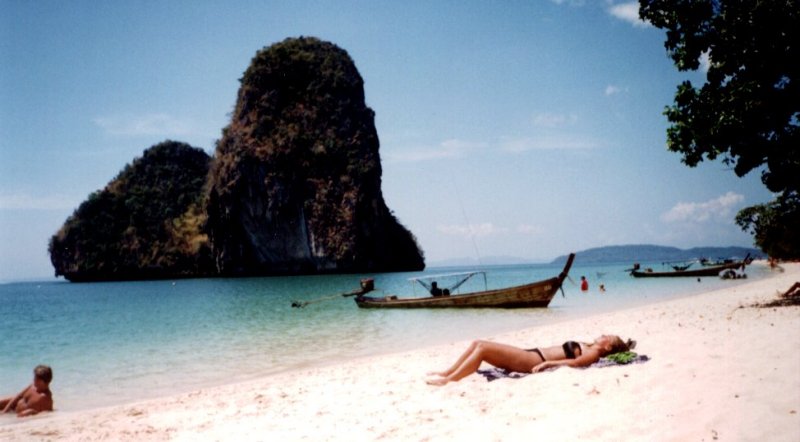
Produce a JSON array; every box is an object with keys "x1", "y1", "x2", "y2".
[
  {"x1": 608, "y1": 337, "x2": 636, "y2": 354},
  {"x1": 34, "y1": 365, "x2": 53, "y2": 384}
]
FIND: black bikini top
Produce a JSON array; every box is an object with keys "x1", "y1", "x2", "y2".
[{"x1": 562, "y1": 341, "x2": 581, "y2": 359}]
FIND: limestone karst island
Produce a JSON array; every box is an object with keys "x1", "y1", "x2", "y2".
[{"x1": 49, "y1": 37, "x2": 425, "y2": 282}]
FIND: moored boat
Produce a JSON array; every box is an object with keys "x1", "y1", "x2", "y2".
[
  {"x1": 354, "y1": 253, "x2": 575, "y2": 309},
  {"x1": 629, "y1": 255, "x2": 749, "y2": 278},
  {"x1": 699, "y1": 257, "x2": 735, "y2": 267}
]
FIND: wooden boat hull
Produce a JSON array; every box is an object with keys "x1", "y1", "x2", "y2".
[
  {"x1": 354, "y1": 253, "x2": 575, "y2": 309},
  {"x1": 630, "y1": 261, "x2": 743, "y2": 278}
]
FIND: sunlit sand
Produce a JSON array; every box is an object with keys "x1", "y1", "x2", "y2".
[{"x1": 2, "y1": 262, "x2": 798, "y2": 441}]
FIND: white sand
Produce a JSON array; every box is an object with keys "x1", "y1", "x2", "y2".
[{"x1": 3, "y1": 263, "x2": 799, "y2": 441}]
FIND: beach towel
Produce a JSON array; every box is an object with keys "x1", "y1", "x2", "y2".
[{"x1": 477, "y1": 353, "x2": 650, "y2": 382}]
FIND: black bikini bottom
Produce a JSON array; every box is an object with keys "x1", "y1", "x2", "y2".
[
  {"x1": 525, "y1": 348, "x2": 545, "y2": 360},
  {"x1": 526, "y1": 341, "x2": 581, "y2": 361}
]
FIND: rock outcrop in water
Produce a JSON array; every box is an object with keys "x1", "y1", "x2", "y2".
[
  {"x1": 50, "y1": 37, "x2": 424, "y2": 281},
  {"x1": 49, "y1": 141, "x2": 213, "y2": 281},
  {"x1": 205, "y1": 37, "x2": 424, "y2": 275}
]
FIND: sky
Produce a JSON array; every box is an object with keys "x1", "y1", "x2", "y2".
[{"x1": 0, "y1": 0, "x2": 775, "y2": 281}]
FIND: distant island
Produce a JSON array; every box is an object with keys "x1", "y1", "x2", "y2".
[
  {"x1": 49, "y1": 37, "x2": 424, "y2": 282},
  {"x1": 550, "y1": 244, "x2": 765, "y2": 266},
  {"x1": 429, "y1": 245, "x2": 764, "y2": 268}
]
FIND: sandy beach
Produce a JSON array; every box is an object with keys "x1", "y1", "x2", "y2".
[{"x1": 2, "y1": 262, "x2": 798, "y2": 441}]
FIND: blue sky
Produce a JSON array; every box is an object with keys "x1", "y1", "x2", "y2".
[{"x1": 0, "y1": 0, "x2": 773, "y2": 280}]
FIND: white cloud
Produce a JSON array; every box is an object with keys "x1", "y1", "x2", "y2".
[
  {"x1": 549, "y1": 0, "x2": 586, "y2": 6},
  {"x1": 387, "y1": 132, "x2": 598, "y2": 161},
  {"x1": 94, "y1": 113, "x2": 196, "y2": 137},
  {"x1": 437, "y1": 223, "x2": 509, "y2": 237},
  {"x1": 440, "y1": 138, "x2": 486, "y2": 152},
  {"x1": 661, "y1": 192, "x2": 745, "y2": 223},
  {"x1": 608, "y1": 2, "x2": 650, "y2": 28},
  {"x1": 0, "y1": 193, "x2": 78, "y2": 210},
  {"x1": 605, "y1": 84, "x2": 628, "y2": 96},
  {"x1": 384, "y1": 138, "x2": 486, "y2": 163},
  {"x1": 699, "y1": 51, "x2": 711, "y2": 73},
  {"x1": 500, "y1": 136, "x2": 599, "y2": 153},
  {"x1": 532, "y1": 112, "x2": 578, "y2": 128},
  {"x1": 516, "y1": 224, "x2": 543, "y2": 235}
]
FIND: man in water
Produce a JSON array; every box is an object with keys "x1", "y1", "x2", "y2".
[{"x1": 1, "y1": 365, "x2": 53, "y2": 417}]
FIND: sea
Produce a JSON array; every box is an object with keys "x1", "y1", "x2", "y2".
[{"x1": 0, "y1": 260, "x2": 773, "y2": 418}]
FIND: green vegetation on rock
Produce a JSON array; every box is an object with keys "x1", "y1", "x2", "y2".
[
  {"x1": 206, "y1": 37, "x2": 424, "y2": 275},
  {"x1": 49, "y1": 141, "x2": 212, "y2": 281},
  {"x1": 49, "y1": 37, "x2": 425, "y2": 281}
]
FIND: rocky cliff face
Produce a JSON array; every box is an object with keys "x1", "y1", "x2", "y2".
[
  {"x1": 205, "y1": 37, "x2": 424, "y2": 275},
  {"x1": 49, "y1": 37, "x2": 424, "y2": 281}
]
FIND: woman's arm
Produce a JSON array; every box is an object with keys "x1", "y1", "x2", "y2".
[{"x1": 531, "y1": 349, "x2": 602, "y2": 373}]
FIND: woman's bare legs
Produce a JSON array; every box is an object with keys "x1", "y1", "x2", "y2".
[
  {"x1": 427, "y1": 340, "x2": 480, "y2": 377},
  {"x1": 426, "y1": 340, "x2": 542, "y2": 386}
]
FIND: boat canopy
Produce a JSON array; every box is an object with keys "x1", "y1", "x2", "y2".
[{"x1": 410, "y1": 271, "x2": 488, "y2": 295}]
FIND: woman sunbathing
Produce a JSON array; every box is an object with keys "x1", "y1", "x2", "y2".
[{"x1": 426, "y1": 334, "x2": 634, "y2": 386}]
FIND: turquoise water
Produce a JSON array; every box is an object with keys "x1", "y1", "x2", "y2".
[{"x1": 0, "y1": 261, "x2": 771, "y2": 415}]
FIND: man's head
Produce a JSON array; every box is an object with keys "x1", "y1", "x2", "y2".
[{"x1": 33, "y1": 365, "x2": 52, "y2": 386}]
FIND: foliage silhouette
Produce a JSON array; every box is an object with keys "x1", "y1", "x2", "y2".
[{"x1": 640, "y1": 0, "x2": 799, "y2": 258}]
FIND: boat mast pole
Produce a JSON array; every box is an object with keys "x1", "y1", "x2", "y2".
[{"x1": 449, "y1": 179, "x2": 483, "y2": 267}]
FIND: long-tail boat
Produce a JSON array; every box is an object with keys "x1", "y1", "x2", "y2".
[
  {"x1": 628, "y1": 254, "x2": 749, "y2": 278},
  {"x1": 354, "y1": 253, "x2": 575, "y2": 309}
]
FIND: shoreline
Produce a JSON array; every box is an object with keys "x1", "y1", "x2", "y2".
[{"x1": 2, "y1": 263, "x2": 798, "y2": 440}]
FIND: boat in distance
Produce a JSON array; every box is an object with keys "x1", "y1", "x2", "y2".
[
  {"x1": 628, "y1": 255, "x2": 749, "y2": 278},
  {"x1": 354, "y1": 253, "x2": 575, "y2": 309}
]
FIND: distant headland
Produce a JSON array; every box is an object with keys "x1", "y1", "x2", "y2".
[
  {"x1": 428, "y1": 244, "x2": 764, "y2": 268},
  {"x1": 49, "y1": 37, "x2": 425, "y2": 282},
  {"x1": 550, "y1": 244, "x2": 765, "y2": 266}
]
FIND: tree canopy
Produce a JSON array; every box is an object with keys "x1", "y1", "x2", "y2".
[{"x1": 640, "y1": 0, "x2": 800, "y2": 258}]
